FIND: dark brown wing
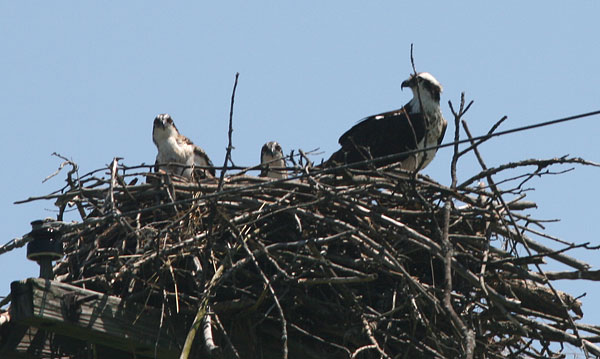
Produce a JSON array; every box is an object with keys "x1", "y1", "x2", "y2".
[
  {"x1": 193, "y1": 145, "x2": 216, "y2": 177},
  {"x1": 329, "y1": 105, "x2": 427, "y2": 167},
  {"x1": 176, "y1": 134, "x2": 215, "y2": 177}
]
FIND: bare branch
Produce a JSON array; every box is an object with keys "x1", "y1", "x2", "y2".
[{"x1": 217, "y1": 72, "x2": 240, "y2": 192}]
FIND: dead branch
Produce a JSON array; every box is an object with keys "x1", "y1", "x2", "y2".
[{"x1": 217, "y1": 72, "x2": 240, "y2": 192}]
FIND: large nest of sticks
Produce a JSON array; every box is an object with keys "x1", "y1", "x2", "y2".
[{"x1": 10, "y1": 142, "x2": 600, "y2": 358}]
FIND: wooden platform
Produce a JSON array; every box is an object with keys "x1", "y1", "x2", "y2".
[{"x1": 0, "y1": 278, "x2": 189, "y2": 358}]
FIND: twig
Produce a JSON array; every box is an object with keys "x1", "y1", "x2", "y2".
[
  {"x1": 459, "y1": 156, "x2": 600, "y2": 189},
  {"x1": 297, "y1": 274, "x2": 377, "y2": 285},
  {"x1": 217, "y1": 72, "x2": 240, "y2": 192},
  {"x1": 457, "y1": 116, "x2": 505, "y2": 158}
]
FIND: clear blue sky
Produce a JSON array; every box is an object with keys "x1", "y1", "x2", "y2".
[{"x1": 2, "y1": 1, "x2": 599, "y2": 339}]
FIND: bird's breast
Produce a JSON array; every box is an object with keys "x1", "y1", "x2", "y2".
[{"x1": 156, "y1": 138, "x2": 191, "y2": 163}]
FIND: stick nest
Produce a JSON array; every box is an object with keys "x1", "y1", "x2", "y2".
[{"x1": 13, "y1": 152, "x2": 600, "y2": 359}]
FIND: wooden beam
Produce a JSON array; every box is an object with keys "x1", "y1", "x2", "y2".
[{"x1": 8, "y1": 278, "x2": 187, "y2": 358}]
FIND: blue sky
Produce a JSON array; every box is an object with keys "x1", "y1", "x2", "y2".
[{"x1": 2, "y1": 1, "x2": 599, "y2": 339}]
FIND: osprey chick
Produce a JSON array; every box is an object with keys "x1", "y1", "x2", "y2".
[
  {"x1": 328, "y1": 72, "x2": 447, "y2": 171},
  {"x1": 260, "y1": 141, "x2": 287, "y2": 179},
  {"x1": 152, "y1": 114, "x2": 215, "y2": 179}
]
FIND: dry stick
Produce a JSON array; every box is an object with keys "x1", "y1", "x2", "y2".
[
  {"x1": 289, "y1": 323, "x2": 352, "y2": 356},
  {"x1": 298, "y1": 149, "x2": 312, "y2": 173},
  {"x1": 218, "y1": 72, "x2": 240, "y2": 192},
  {"x1": 154, "y1": 289, "x2": 168, "y2": 359},
  {"x1": 351, "y1": 344, "x2": 378, "y2": 359},
  {"x1": 516, "y1": 221, "x2": 577, "y2": 247},
  {"x1": 461, "y1": 120, "x2": 590, "y2": 357},
  {"x1": 108, "y1": 157, "x2": 120, "y2": 214},
  {"x1": 491, "y1": 226, "x2": 589, "y2": 271},
  {"x1": 489, "y1": 242, "x2": 589, "y2": 267},
  {"x1": 54, "y1": 153, "x2": 87, "y2": 220},
  {"x1": 477, "y1": 187, "x2": 493, "y2": 298},
  {"x1": 108, "y1": 157, "x2": 136, "y2": 236},
  {"x1": 445, "y1": 94, "x2": 476, "y2": 359},
  {"x1": 457, "y1": 116, "x2": 507, "y2": 159},
  {"x1": 544, "y1": 269, "x2": 600, "y2": 281},
  {"x1": 43, "y1": 152, "x2": 75, "y2": 183},
  {"x1": 407, "y1": 44, "x2": 425, "y2": 172},
  {"x1": 459, "y1": 157, "x2": 600, "y2": 189}
]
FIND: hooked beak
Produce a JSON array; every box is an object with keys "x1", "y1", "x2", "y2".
[
  {"x1": 401, "y1": 79, "x2": 409, "y2": 90},
  {"x1": 401, "y1": 74, "x2": 420, "y2": 91}
]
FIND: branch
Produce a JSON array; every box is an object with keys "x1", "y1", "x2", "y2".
[
  {"x1": 444, "y1": 93, "x2": 476, "y2": 359},
  {"x1": 217, "y1": 72, "x2": 240, "y2": 192}
]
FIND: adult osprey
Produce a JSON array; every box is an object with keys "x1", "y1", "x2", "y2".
[
  {"x1": 328, "y1": 72, "x2": 447, "y2": 171},
  {"x1": 260, "y1": 141, "x2": 287, "y2": 179},
  {"x1": 152, "y1": 113, "x2": 215, "y2": 179}
]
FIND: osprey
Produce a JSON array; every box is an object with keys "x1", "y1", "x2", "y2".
[
  {"x1": 152, "y1": 113, "x2": 215, "y2": 179},
  {"x1": 260, "y1": 141, "x2": 287, "y2": 179},
  {"x1": 328, "y1": 72, "x2": 447, "y2": 171}
]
